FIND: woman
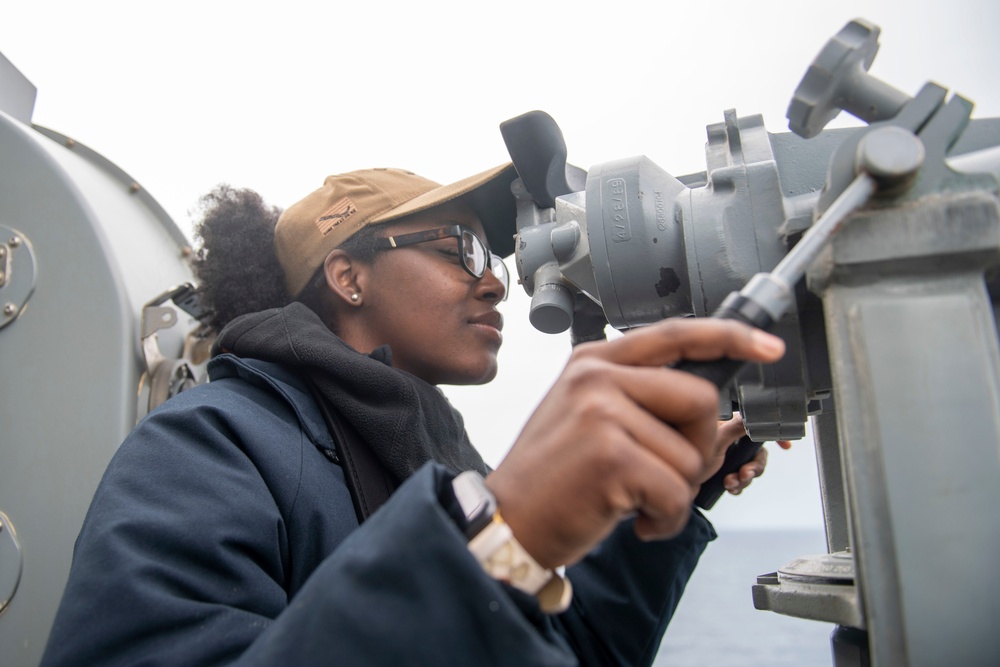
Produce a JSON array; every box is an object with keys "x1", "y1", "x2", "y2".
[{"x1": 40, "y1": 164, "x2": 784, "y2": 666}]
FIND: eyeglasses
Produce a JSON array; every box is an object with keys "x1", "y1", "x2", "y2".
[{"x1": 375, "y1": 224, "x2": 509, "y2": 298}]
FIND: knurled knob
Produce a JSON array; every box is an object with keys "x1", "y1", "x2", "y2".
[{"x1": 787, "y1": 19, "x2": 911, "y2": 138}]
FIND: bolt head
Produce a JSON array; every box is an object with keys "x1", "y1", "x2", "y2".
[{"x1": 857, "y1": 126, "x2": 925, "y2": 185}]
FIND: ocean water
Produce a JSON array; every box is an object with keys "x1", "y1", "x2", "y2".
[{"x1": 654, "y1": 529, "x2": 835, "y2": 667}]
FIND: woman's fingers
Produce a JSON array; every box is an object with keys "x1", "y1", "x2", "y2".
[
  {"x1": 596, "y1": 362, "x2": 722, "y2": 464},
  {"x1": 578, "y1": 318, "x2": 785, "y2": 369}
]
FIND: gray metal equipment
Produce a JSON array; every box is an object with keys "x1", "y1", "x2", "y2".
[
  {"x1": 502, "y1": 18, "x2": 1000, "y2": 667},
  {"x1": 0, "y1": 52, "x2": 205, "y2": 665}
]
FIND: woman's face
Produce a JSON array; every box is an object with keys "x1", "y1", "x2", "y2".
[{"x1": 355, "y1": 201, "x2": 506, "y2": 386}]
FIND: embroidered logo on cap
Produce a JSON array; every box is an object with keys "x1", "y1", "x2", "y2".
[{"x1": 316, "y1": 197, "x2": 358, "y2": 236}]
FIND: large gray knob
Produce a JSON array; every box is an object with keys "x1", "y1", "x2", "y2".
[{"x1": 787, "y1": 18, "x2": 912, "y2": 138}]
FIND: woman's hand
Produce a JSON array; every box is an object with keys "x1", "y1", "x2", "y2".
[
  {"x1": 485, "y1": 318, "x2": 785, "y2": 570},
  {"x1": 706, "y1": 413, "x2": 794, "y2": 496}
]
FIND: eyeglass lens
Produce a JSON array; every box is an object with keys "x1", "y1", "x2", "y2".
[
  {"x1": 461, "y1": 228, "x2": 487, "y2": 277},
  {"x1": 458, "y1": 227, "x2": 508, "y2": 295},
  {"x1": 489, "y1": 254, "x2": 509, "y2": 292}
]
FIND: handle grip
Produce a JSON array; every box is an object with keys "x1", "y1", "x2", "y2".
[
  {"x1": 672, "y1": 291, "x2": 776, "y2": 509},
  {"x1": 671, "y1": 356, "x2": 746, "y2": 392},
  {"x1": 694, "y1": 435, "x2": 762, "y2": 509},
  {"x1": 670, "y1": 291, "x2": 770, "y2": 390},
  {"x1": 672, "y1": 353, "x2": 754, "y2": 511}
]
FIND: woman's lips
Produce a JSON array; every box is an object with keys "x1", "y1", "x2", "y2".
[{"x1": 469, "y1": 311, "x2": 504, "y2": 341}]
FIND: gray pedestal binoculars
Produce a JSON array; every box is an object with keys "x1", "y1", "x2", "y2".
[
  {"x1": 501, "y1": 19, "x2": 1000, "y2": 665},
  {"x1": 501, "y1": 19, "x2": 1000, "y2": 444},
  {"x1": 501, "y1": 20, "x2": 1000, "y2": 666}
]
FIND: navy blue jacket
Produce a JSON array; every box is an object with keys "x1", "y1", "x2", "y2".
[{"x1": 41, "y1": 353, "x2": 716, "y2": 666}]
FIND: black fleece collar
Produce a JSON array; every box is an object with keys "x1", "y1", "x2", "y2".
[{"x1": 212, "y1": 303, "x2": 489, "y2": 482}]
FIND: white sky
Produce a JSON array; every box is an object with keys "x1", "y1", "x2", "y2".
[{"x1": 3, "y1": 0, "x2": 997, "y2": 529}]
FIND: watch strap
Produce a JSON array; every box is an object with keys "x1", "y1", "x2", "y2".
[{"x1": 467, "y1": 512, "x2": 572, "y2": 614}]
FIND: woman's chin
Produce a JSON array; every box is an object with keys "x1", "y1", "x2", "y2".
[{"x1": 441, "y1": 356, "x2": 499, "y2": 387}]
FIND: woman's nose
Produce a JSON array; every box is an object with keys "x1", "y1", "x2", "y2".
[{"x1": 479, "y1": 265, "x2": 507, "y2": 302}]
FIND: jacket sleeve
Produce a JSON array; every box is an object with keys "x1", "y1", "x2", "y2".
[{"x1": 558, "y1": 510, "x2": 717, "y2": 666}]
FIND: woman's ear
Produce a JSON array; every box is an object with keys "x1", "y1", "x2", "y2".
[{"x1": 323, "y1": 250, "x2": 365, "y2": 306}]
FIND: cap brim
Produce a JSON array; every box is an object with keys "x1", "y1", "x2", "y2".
[{"x1": 370, "y1": 163, "x2": 519, "y2": 258}]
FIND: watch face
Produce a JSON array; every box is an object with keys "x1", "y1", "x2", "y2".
[{"x1": 452, "y1": 471, "x2": 497, "y2": 538}]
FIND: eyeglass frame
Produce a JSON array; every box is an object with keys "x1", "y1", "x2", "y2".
[{"x1": 373, "y1": 224, "x2": 509, "y2": 298}]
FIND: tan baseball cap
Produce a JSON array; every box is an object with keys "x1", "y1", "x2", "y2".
[{"x1": 274, "y1": 163, "x2": 518, "y2": 298}]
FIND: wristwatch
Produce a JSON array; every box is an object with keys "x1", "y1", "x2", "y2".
[{"x1": 451, "y1": 470, "x2": 572, "y2": 614}]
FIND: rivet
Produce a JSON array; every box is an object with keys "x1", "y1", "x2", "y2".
[
  {"x1": 66, "y1": 138, "x2": 77, "y2": 149},
  {"x1": 9, "y1": 236, "x2": 21, "y2": 247},
  {"x1": 129, "y1": 183, "x2": 141, "y2": 193},
  {"x1": 4, "y1": 304, "x2": 17, "y2": 316}
]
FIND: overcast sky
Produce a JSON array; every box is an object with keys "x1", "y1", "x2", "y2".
[{"x1": 3, "y1": 0, "x2": 997, "y2": 529}]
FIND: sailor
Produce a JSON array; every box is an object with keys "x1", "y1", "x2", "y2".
[{"x1": 40, "y1": 165, "x2": 783, "y2": 665}]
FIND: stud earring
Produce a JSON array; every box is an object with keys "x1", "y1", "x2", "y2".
[{"x1": 350, "y1": 293, "x2": 360, "y2": 302}]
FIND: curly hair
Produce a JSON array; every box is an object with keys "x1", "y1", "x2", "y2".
[
  {"x1": 190, "y1": 185, "x2": 288, "y2": 332},
  {"x1": 190, "y1": 185, "x2": 391, "y2": 333}
]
